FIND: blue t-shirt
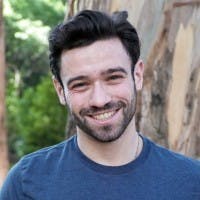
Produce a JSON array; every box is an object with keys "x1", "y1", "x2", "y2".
[{"x1": 1, "y1": 135, "x2": 200, "y2": 200}]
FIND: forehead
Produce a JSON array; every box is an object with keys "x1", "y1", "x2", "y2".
[{"x1": 60, "y1": 38, "x2": 131, "y2": 79}]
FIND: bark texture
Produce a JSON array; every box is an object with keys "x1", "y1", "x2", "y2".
[
  {"x1": 66, "y1": 0, "x2": 200, "y2": 158},
  {"x1": 0, "y1": 0, "x2": 9, "y2": 187}
]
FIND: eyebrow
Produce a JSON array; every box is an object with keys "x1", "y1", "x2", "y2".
[{"x1": 101, "y1": 67, "x2": 128, "y2": 76}]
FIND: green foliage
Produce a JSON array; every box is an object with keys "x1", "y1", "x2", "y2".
[
  {"x1": 4, "y1": 0, "x2": 66, "y2": 87},
  {"x1": 5, "y1": 17, "x2": 49, "y2": 87},
  {"x1": 5, "y1": 0, "x2": 68, "y2": 161},
  {"x1": 7, "y1": 76, "x2": 67, "y2": 157},
  {"x1": 8, "y1": 0, "x2": 65, "y2": 26}
]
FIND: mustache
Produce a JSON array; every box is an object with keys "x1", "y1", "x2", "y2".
[{"x1": 80, "y1": 101, "x2": 126, "y2": 116}]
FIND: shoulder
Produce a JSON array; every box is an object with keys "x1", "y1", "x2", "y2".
[
  {"x1": 1, "y1": 136, "x2": 75, "y2": 186},
  {"x1": 145, "y1": 136, "x2": 200, "y2": 176},
  {"x1": 20, "y1": 136, "x2": 75, "y2": 170},
  {"x1": 0, "y1": 137, "x2": 76, "y2": 198}
]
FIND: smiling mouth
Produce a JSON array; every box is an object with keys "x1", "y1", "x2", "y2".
[{"x1": 88, "y1": 109, "x2": 120, "y2": 121}]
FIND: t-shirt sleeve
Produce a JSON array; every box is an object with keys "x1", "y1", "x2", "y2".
[{"x1": 0, "y1": 161, "x2": 24, "y2": 200}]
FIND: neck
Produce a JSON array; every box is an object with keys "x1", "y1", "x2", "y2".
[{"x1": 77, "y1": 120, "x2": 143, "y2": 166}]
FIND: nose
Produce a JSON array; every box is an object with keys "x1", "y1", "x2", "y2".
[{"x1": 89, "y1": 82, "x2": 111, "y2": 108}]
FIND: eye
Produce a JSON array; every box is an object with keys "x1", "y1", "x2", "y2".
[
  {"x1": 70, "y1": 82, "x2": 89, "y2": 91},
  {"x1": 108, "y1": 75, "x2": 123, "y2": 80},
  {"x1": 106, "y1": 74, "x2": 125, "y2": 83}
]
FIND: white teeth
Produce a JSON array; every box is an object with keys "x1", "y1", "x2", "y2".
[{"x1": 93, "y1": 111, "x2": 115, "y2": 120}]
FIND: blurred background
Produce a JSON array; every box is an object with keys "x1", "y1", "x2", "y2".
[{"x1": 0, "y1": 0, "x2": 200, "y2": 187}]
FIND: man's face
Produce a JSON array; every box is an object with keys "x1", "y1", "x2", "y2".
[{"x1": 54, "y1": 38, "x2": 144, "y2": 142}]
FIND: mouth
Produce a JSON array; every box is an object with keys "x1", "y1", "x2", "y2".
[{"x1": 87, "y1": 109, "x2": 120, "y2": 122}]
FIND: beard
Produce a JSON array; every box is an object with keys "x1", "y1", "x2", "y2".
[{"x1": 70, "y1": 87, "x2": 137, "y2": 143}]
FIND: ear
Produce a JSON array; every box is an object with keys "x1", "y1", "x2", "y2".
[
  {"x1": 134, "y1": 59, "x2": 144, "y2": 91},
  {"x1": 52, "y1": 76, "x2": 67, "y2": 105}
]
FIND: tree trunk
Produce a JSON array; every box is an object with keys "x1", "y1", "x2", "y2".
[
  {"x1": 66, "y1": 0, "x2": 200, "y2": 158},
  {"x1": 0, "y1": 0, "x2": 9, "y2": 187}
]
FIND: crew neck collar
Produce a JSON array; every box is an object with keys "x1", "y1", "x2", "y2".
[{"x1": 73, "y1": 134, "x2": 151, "y2": 175}]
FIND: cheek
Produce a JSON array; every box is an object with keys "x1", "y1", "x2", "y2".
[
  {"x1": 108, "y1": 81, "x2": 134, "y2": 101},
  {"x1": 67, "y1": 92, "x2": 89, "y2": 112}
]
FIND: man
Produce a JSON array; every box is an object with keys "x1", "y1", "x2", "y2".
[{"x1": 1, "y1": 10, "x2": 200, "y2": 200}]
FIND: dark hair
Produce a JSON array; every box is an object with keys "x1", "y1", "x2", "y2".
[{"x1": 49, "y1": 10, "x2": 140, "y2": 87}]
